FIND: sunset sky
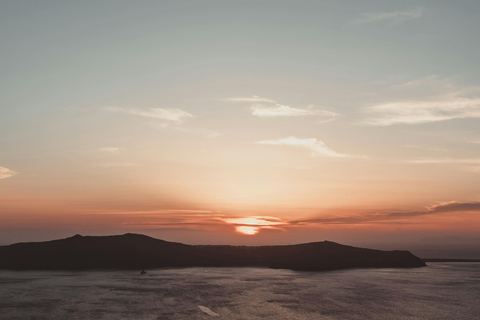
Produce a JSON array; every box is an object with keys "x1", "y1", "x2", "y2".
[{"x1": 1, "y1": 1, "x2": 480, "y2": 257}]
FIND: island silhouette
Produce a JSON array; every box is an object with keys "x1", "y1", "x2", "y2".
[{"x1": 0, "y1": 233, "x2": 426, "y2": 271}]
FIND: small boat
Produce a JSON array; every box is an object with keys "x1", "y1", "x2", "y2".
[{"x1": 140, "y1": 270, "x2": 147, "y2": 275}]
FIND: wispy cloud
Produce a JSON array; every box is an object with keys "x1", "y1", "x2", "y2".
[
  {"x1": 355, "y1": 7, "x2": 423, "y2": 24},
  {"x1": 226, "y1": 96, "x2": 276, "y2": 103},
  {"x1": 119, "y1": 212, "x2": 287, "y2": 235},
  {"x1": 363, "y1": 77, "x2": 480, "y2": 125},
  {"x1": 228, "y1": 96, "x2": 338, "y2": 122},
  {"x1": 0, "y1": 166, "x2": 17, "y2": 180},
  {"x1": 106, "y1": 106, "x2": 193, "y2": 124},
  {"x1": 256, "y1": 137, "x2": 356, "y2": 158},
  {"x1": 124, "y1": 214, "x2": 287, "y2": 235},
  {"x1": 364, "y1": 98, "x2": 480, "y2": 125},
  {"x1": 106, "y1": 106, "x2": 220, "y2": 137},
  {"x1": 89, "y1": 202, "x2": 480, "y2": 232},
  {"x1": 98, "y1": 147, "x2": 125, "y2": 154},
  {"x1": 292, "y1": 201, "x2": 480, "y2": 225},
  {"x1": 251, "y1": 104, "x2": 338, "y2": 121},
  {"x1": 424, "y1": 201, "x2": 480, "y2": 213}
]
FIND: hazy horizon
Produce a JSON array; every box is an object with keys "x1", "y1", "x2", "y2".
[{"x1": 1, "y1": 1, "x2": 480, "y2": 258}]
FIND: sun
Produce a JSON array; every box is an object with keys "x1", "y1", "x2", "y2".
[
  {"x1": 235, "y1": 226, "x2": 260, "y2": 235},
  {"x1": 222, "y1": 216, "x2": 286, "y2": 235}
]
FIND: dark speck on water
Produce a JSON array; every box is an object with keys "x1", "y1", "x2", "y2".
[{"x1": 0, "y1": 263, "x2": 478, "y2": 319}]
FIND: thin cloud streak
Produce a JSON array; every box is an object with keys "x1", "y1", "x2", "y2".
[
  {"x1": 363, "y1": 76, "x2": 480, "y2": 125},
  {"x1": 355, "y1": 8, "x2": 423, "y2": 24},
  {"x1": 251, "y1": 104, "x2": 338, "y2": 121},
  {"x1": 0, "y1": 166, "x2": 17, "y2": 180},
  {"x1": 106, "y1": 106, "x2": 193, "y2": 123},
  {"x1": 227, "y1": 96, "x2": 338, "y2": 121},
  {"x1": 256, "y1": 137, "x2": 359, "y2": 158},
  {"x1": 97, "y1": 209, "x2": 217, "y2": 216},
  {"x1": 110, "y1": 211, "x2": 229, "y2": 231},
  {"x1": 292, "y1": 201, "x2": 480, "y2": 226},
  {"x1": 119, "y1": 213, "x2": 289, "y2": 235},
  {"x1": 113, "y1": 202, "x2": 480, "y2": 230},
  {"x1": 226, "y1": 96, "x2": 276, "y2": 103},
  {"x1": 364, "y1": 98, "x2": 480, "y2": 126}
]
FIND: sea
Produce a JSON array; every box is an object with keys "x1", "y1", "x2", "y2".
[{"x1": 0, "y1": 263, "x2": 478, "y2": 320}]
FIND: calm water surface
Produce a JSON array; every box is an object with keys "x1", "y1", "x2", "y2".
[{"x1": 0, "y1": 263, "x2": 479, "y2": 319}]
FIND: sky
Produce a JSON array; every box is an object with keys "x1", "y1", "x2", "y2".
[{"x1": 1, "y1": 0, "x2": 480, "y2": 258}]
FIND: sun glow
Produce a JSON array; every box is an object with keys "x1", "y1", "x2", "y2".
[
  {"x1": 223, "y1": 216, "x2": 287, "y2": 235},
  {"x1": 235, "y1": 226, "x2": 260, "y2": 235}
]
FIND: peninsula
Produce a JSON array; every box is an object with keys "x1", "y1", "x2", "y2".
[{"x1": 0, "y1": 233, "x2": 426, "y2": 271}]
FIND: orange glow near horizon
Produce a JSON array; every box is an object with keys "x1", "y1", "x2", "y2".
[
  {"x1": 222, "y1": 216, "x2": 287, "y2": 235},
  {"x1": 235, "y1": 226, "x2": 260, "y2": 235}
]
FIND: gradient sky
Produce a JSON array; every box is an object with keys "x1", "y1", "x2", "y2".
[{"x1": 1, "y1": 0, "x2": 480, "y2": 257}]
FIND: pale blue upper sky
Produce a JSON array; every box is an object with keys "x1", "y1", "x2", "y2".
[{"x1": 2, "y1": 0, "x2": 480, "y2": 118}]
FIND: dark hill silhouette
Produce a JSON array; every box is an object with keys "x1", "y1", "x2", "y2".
[{"x1": 0, "y1": 233, "x2": 426, "y2": 271}]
